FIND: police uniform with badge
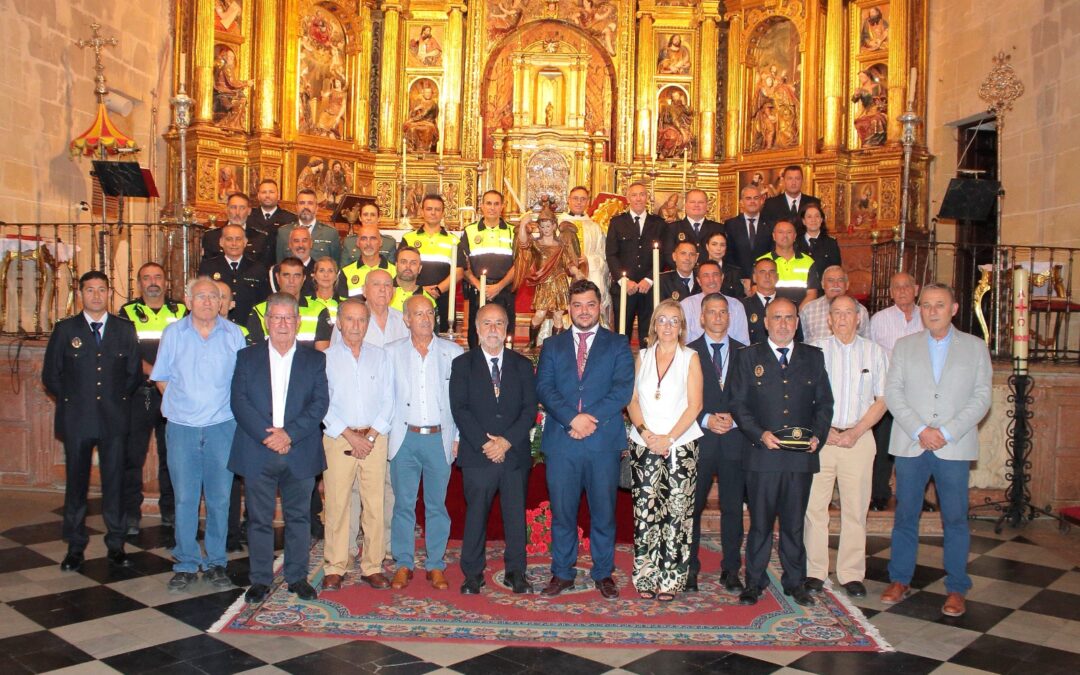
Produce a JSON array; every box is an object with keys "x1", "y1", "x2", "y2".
[
  {"x1": 729, "y1": 329, "x2": 833, "y2": 605},
  {"x1": 390, "y1": 284, "x2": 435, "y2": 312},
  {"x1": 335, "y1": 256, "x2": 396, "y2": 298},
  {"x1": 202, "y1": 225, "x2": 273, "y2": 268},
  {"x1": 246, "y1": 295, "x2": 333, "y2": 345},
  {"x1": 120, "y1": 296, "x2": 187, "y2": 533},
  {"x1": 756, "y1": 250, "x2": 819, "y2": 306},
  {"x1": 400, "y1": 226, "x2": 459, "y2": 332},
  {"x1": 459, "y1": 218, "x2": 516, "y2": 348},
  {"x1": 197, "y1": 255, "x2": 270, "y2": 325},
  {"x1": 658, "y1": 269, "x2": 700, "y2": 303},
  {"x1": 743, "y1": 293, "x2": 805, "y2": 345}
]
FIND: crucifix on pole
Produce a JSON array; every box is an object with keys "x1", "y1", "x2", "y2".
[{"x1": 75, "y1": 23, "x2": 119, "y2": 103}]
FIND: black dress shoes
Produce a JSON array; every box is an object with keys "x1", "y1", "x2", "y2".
[
  {"x1": 107, "y1": 549, "x2": 133, "y2": 568},
  {"x1": 684, "y1": 572, "x2": 699, "y2": 592},
  {"x1": 245, "y1": 583, "x2": 270, "y2": 604},
  {"x1": 540, "y1": 576, "x2": 575, "y2": 597},
  {"x1": 460, "y1": 576, "x2": 485, "y2": 595},
  {"x1": 720, "y1": 571, "x2": 745, "y2": 592},
  {"x1": 288, "y1": 580, "x2": 318, "y2": 600},
  {"x1": 869, "y1": 498, "x2": 889, "y2": 512},
  {"x1": 804, "y1": 577, "x2": 825, "y2": 593},
  {"x1": 60, "y1": 551, "x2": 84, "y2": 572},
  {"x1": 595, "y1": 576, "x2": 619, "y2": 599},
  {"x1": 842, "y1": 580, "x2": 867, "y2": 597},
  {"x1": 785, "y1": 585, "x2": 816, "y2": 606},
  {"x1": 504, "y1": 571, "x2": 533, "y2": 594},
  {"x1": 738, "y1": 586, "x2": 763, "y2": 605}
]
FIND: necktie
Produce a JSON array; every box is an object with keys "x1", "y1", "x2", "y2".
[
  {"x1": 634, "y1": 215, "x2": 641, "y2": 233},
  {"x1": 264, "y1": 211, "x2": 272, "y2": 222},
  {"x1": 764, "y1": 295, "x2": 773, "y2": 306},
  {"x1": 230, "y1": 261, "x2": 239, "y2": 272},
  {"x1": 748, "y1": 217, "x2": 757, "y2": 240},
  {"x1": 91, "y1": 321, "x2": 102, "y2": 347},
  {"x1": 680, "y1": 276, "x2": 691, "y2": 296},
  {"x1": 711, "y1": 342, "x2": 724, "y2": 381},
  {"x1": 790, "y1": 198, "x2": 798, "y2": 215},
  {"x1": 576, "y1": 331, "x2": 594, "y2": 412},
  {"x1": 777, "y1": 346, "x2": 789, "y2": 368},
  {"x1": 490, "y1": 357, "x2": 501, "y2": 398},
  {"x1": 692, "y1": 221, "x2": 701, "y2": 238}
]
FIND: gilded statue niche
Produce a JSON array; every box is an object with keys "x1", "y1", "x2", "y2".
[
  {"x1": 852, "y1": 63, "x2": 888, "y2": 148},
  {"x1": 656, "y1": 85, "x2": 694, "y2": 159},
  {"x1": 745, "y1": 17, "x2": 801, "y2": 153},
  {"x1": 297, "y1": 4, "x2": 350, "y2": 140},
  {"x1": 404, "y1": 78, "x2": 441, "y2": 154}
]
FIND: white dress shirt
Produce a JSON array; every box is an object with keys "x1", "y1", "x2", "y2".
[
  {"x1": 364, "y1": 307, "x2": 409, "y2": 348},
  {"x1": 323, "y1": 341, "x2": 395, "y2": 437},
  {"x1": 812, "y1": 334, "x2": 888, "y2": 429},
  {"x1": 83, "y1": 312, "x2": 108, "y2": 338},
  {"x1": 407, "y1": 339, "x2": 448, "y2": 426},
  {"x1": 869, "y1": 304, "x2": 924, "y2": 355},
  {"x1": 269, "y1": 342, "x2": 296, "y2": 428}
]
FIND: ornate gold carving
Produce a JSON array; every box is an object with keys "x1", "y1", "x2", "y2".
[
  {"x1": 197, "y1": 159, "x2": 217, "y2": 202},
  {"x1": 980, "y1": 51, "x2": 1024, "y2": 115},
  {"x1": 880, "y1": 178, "x2": 899, "y2": 220},
  {"x1": 376, "y1": 180, "x2": 393, "y2": 219}
]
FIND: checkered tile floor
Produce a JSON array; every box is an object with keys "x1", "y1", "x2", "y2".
[{"x1": 0, "y1": 492, "x2": 1077, "y2": 674}]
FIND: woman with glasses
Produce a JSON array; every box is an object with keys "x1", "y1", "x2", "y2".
[{"x1": 626, "y1": 299, "x2": 703, "y2": 601}]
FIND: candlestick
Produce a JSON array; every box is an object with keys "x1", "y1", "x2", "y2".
[
  {"x1": 619, "y1": 272, "x2": 627, "y2": 336},
  {"x1": 1013, "y1": 268, "x2": 1029, "y2": 373},
  {"x1": 908, "y1": 67, "x2": 918, "y2": 108},
  {"x1": 402, "y1": 137, "x2": 408, "y2": 186},
  {"x1": 179, "y1": 52, "x2": 186, "y2": 91},
  {"x1": 438, "y1": 110, "x2": 445, "y2": 159},
  {"x1": 446, "y1": 241, "x2": 458, "y2": 335},
  {"x1": 479, "y1": 270, "x2": 487, "y2": 308},
  {"x1": 652, "y1": 242, "x2": 660, "y2": 309}
]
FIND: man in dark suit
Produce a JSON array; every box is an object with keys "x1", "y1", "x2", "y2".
[
  {"x1": 450, "y1": 303, "x2": 538, "y2": 595},
  {"x1": 198, "y1": 224, "x2": 270, "y2": 324},
  {"x1": 687, "y1": 293, "x2": 748, "y2": 593},
  {"x1": 536, "y1": 280, "x2": 634, "y2": 599},
  {"x1": 248, "y1": 178, "x2": 297, "y2": 264},
  {"x1": 730, "y1": 297, "x2": 833, "y2": 607},
  {"x1": 605, "y1": 182, "x2": 667, "y2": 344},
  {"x1": 43, "y1": 271, "x2": 141, "y2": 572},
  {"x1": 761, "y1": 165, "x2": 821, "y2": 229},
  {"x1": 658, "y1": 240, "x2": 701, "y2": 302},
  {"x1": 663, "y1": 188, "x2": 724, "y2": 263},
  {"x1": 229, "y1": 293, "x2": 330, "y2": 604},
  {"x1": 202, "y1": 193, "x2": 272, "y2": 266},
  {"x1": 724, "y1": 185, "x2": 773, "y2": 285}
]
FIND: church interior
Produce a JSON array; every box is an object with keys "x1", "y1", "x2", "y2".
[{"x1": 0, "y1": 0, "x2": 1077, "y2": 671}]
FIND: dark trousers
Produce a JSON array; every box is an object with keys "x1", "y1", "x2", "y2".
[
  {"x1": 744, "y1": 470, "x2": 812, "y2": 593},
  {"x1": 435, "y1": 290, "x2": 451, "y2": 333},
  {"x1": 871, "y1": 411, "x2": 895, "y2": 501},
  {"x1": 244, "y1": 453, "x2": 316, "y2": 586},
  {"x1": 460, "y1": 462, "x2": 529, "y2": 578},
  {"x1": 124, "y1": 385, "x2": 174, "y2": 522},
  {"x1": 311, "y1": 476, "x2": 324, "y2": 535},
  {"x1": 64, "y1": 436, "x2": 127, "y2": 552},
  {"x1": 466, "y1": 286, "x2": 516, "y2": 349},
  {"x1": 610, "y1": 287, "x2": 654, "y2": 346},
  {"x1": 545, "y1": 448, "x2": 620, "y2": 582},
  {"x1": 690, "y1": 448, "x2": 745, "y2": 576},
  {"x1": 228, "y1": 475, "x2": 245, "y2": 540}
]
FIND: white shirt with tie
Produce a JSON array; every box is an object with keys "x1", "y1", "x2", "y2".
[{"x1": 83, "y1": 312, "x2": 108, "y2": 340}]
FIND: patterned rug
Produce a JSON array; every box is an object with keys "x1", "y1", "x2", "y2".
[{"x1": 211, "y1": 539, "x2": 892, "y2": 651}]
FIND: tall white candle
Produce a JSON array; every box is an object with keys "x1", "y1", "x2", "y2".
[
  {"x1": 447, "y1": 241, "x2": 458, "y2": 334},
  {"x1": 908, "y1": 67, "x2": 918, "y2": 108},
  {"x1": 402, "y1": 137, "x2": 408, "y2": 186},
  {"x1": 179, "y1": 52, "x2": 186, "y2": 90},
  {"x1": 619, "y1": 272, "x2": 627, "y2": 336},
  {"x1": 1013, "y1": 268, "x2": 1030, "y2": 373},
  {"x1": 652, "y1": 242, "x2": 661, "y2": 308},
  {"x1": 479, "y1": 270, "x2": 487, "y2": 308}
]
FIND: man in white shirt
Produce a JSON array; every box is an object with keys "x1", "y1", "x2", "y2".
[
  {"x1": 805, "y1": 296, "x2": 888, "y2": 599},
  {"x1": 321, "y1": 299, "x2": 395, "y2": 591},
  {"x1": 799, "y1": 266, "x2": 870, "y2": 343},
  {"x1": 682, "y1": 260, "x2": 749, "y2": 344}
]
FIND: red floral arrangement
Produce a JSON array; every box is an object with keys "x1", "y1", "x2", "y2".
[{"x1": 526, "y1": 500, "x2": 590, "y2": 556}]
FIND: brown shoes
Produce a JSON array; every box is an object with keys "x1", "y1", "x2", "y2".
[
  {"x1": 390, "y1": 567, "x2": 413, "y2": 589},
  {"x1": 595, "y1": 576, "x2": 619, "y2": 599},
  {"x1": 942, "y1": 592, "x2": 966, "y2": 617},
  {"x1": 360, "y1": 572, "x2": 391, "y2": 589},
  {"x1": 880, "y1": 582, "x2": 911, "y2": 604},
  {"x1": 322, "y1": 573, "x2": 344, "y2": 591},
  {"x1": 540, "y1": 576, "x2": 575, "y2": 597},
  {"x1": 426, "y1": 569, "x2": 449, "y2": 590}
]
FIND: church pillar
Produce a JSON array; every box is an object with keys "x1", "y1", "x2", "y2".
[
  {"x1": 520, "y1": 62, "x2": 534, "y2": 126},
  {"x1": 354, "y1": 0, "x2": 376, "y2": 144},
  {"x1": 887, "y1": 0, "x2": 911, "y2": 143},
  {"x1": 378, "y1": 1, "x2": 403, "y2": 152},
  {"x1": 591, "y1": 136, "x2": 605, "y2": 197},
  {"x1": 724, "y1": 15, "x2": 743, "y2": 161},
  {"x1": 492, "y1": 134, "x2": 506, "y2": 209},
  {"x1": 698, "y1": 12, "x2": 720, "y2": 160},
  {"x1": 193, "y1": 0, "x2": 215, "y2": 122},
  {"x1": 443, "y1": 3, "x2": 465, "y2": 154},
  {"x1": 635, "y1": 11, "x2": 655, "y2": 160},
  {"x1": 822, "y1": 0, "x2": 845, "y2": 150},
  {"x1": 253, "y1": 0, "x2": 279, "y2": 133}
]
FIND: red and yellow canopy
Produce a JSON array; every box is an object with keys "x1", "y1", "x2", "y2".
[{"x1": 69, "y1": 103, "x2": 139, "y2": 158}]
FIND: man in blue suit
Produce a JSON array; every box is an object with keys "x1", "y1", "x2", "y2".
[
  {"x1": 536, "y1": 279, "x2": 634, "y2": 599},
  {"x1": 230, "y1": 293, "x2": 330, "y2": 604}
]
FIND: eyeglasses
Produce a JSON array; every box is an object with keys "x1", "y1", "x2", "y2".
[
  {"x1": 266, "y1": 314, "x2": 298, "y2": 324},
  {"x1": 656, "y1": 316, "x2": 681, "y2": 327}
]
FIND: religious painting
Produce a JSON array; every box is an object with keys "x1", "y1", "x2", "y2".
[
  {"x1": 860, "y1": 4, "x2": 890, "y2": 53},
  {"x1": 295, "y1": 155, "x2": 355, "y2": 209},
  {"x1": 656, "y1": 85, "x2": 695, "y2": 159},
  {"x1": 525, "y1": 149, "x2": 570, "y2": 213},
  {"x1": 656, "y1": 33, "x2": 691, "y2": 75},
  {"x1": 402, "y1": 181, "x2": 440, "y2": 219},
  {"x1": 653, "y1": 192, "x2": 682, "y2": 223},
  {"x1": 850, "y1": 181, "x2": 880, "y2": 230},
  {"x1": 403, "y1": 78, "x2": 441, "y2": 154},
  {"x1": 297, "y1": 5, "x2": 349, "y2": 139},
  {"x1": 407, "y1": 24, "x2": 444, "y2": 68},
  {"x1": 486, "y1": 0, "x2": 619, "y2": 57},
  {"x1": 212, "y1": 44, "x2": 251, "y2": 129},
  {"x1": 746, "y1": 18, "x2": 801, "y2": 152},
  {"x1": 215, "y1": 0, "x2": 242, "y2": 35},
  {"x1": 217, "y1": 163, "x2": 244, "y2": 203},
  {"x1": 738, "y1": 168, "x2": 783, "y2": 199},
  {"x1": 852, "y1": 63, "x2": 888, "y2": 147}
]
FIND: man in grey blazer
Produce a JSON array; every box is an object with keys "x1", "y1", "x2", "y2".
[
  {"x1": 385, "y1": 294, "x2": 464, "y2": 591},
  {"x1": 881, "y1": 283, "x2": 992, "y2": 618}
]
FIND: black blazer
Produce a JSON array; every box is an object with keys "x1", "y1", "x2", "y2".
[
  {"x1": 42, "y1": 314, "x2": 140, "y2": 440},
  {"x1": 688, "y1": 335, "x2": 748, "y2": 462},
  {"x1": 197, "y1": 255, "x2": 271, "y2": 325},
  {"x1": 723, "y1": 214, "x2": 774, "y2": 279},
  {"x1": 721, "y1": 263, "x2": 746, "y2": 299},
  {"x1": 450, "y1": 348, "x2": 538, "y2": 471},
  {"x1": 202, "y1": 225, "x2": 273, "y2": 268},
  {"x1": 761, "y1": 193, "x2": 822, "y2": 228},
  {"x1": 229, "y1": 341, "x2": 329, "y2": 480},
  {"x1": 605, "y1": 211, "x2": 669, "y2": 286},
  {"x1": 796, "y1": 233, "x2": 842, "y2": 291},
  {"x1": 248, "y1": 207, "x2": 297, "y2": 262},
  {"x1": 663, "y1": 217, "x2": 724, "y2": 264},
  {"x1": 658, "y1": 270, "x2": 699, "y2": 302},
  {"x1": 729, "y1": 341, "x2": 833, "y2": 473},
  {"x1": 742, "y1": 294, "x2": 804, "y2": 344}
]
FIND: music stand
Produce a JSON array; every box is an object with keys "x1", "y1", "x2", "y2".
[{"x1": 90, "y1": 160, "x2": 158, "y2": 280}]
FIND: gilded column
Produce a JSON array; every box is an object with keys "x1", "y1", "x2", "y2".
[
  {"x1": 635, "y1": 11, "x2": 655, "y2": 159},
  {"x1": 886, "y1": 0, "x2": 910, "y2": 143},
  {"x1": 698, "y1": 13, "x2": 719, "y2": 160},
  {"x1": 520, "y1": 62, "x2": 534, "y2": 125},
  {"x1": 822, "y1": 0, "x2": 845, "y2": 149},
  {"x1": 253, "y1": 0, "x2": 279, "y2": 133},
  {"x1": 492, "y1": 134, "x2": 505, "y2": 207},
  {"x1": 443, "y1": 3, "x2": 466, "y2": 154},
  {"x1": 724, "y1": 13, "x2": 742, "y2": 160},
  {"x1": 591, "y1": 137, "x2": 605, "y2": 197},
  {"x1": 354, "y1": 0, "x2": 375, "y2": 144},
  {"x1": 378, "y1": 1, "x2": 403, "y2": 152},
  {"x1": 193, "y1": 0, "x2": 215, "y2": 122},
  {"x1": 461, "y1": 0, "x2": 486, "y2": 158}
]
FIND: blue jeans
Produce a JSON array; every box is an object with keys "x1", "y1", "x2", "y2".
[
  {"x1": 166, "y1": 420, "x2": 236, "y2": 573},
  {"x1": 889, "y1": 451, "x2": 972, "y2": 594},
  {"x1": 390, "y1": 431, "x2": 451, "y2": 571}
]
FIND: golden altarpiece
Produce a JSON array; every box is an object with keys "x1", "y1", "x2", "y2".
[{"x1": 168, "y1": 0, "x2": 929, "y2": 288}]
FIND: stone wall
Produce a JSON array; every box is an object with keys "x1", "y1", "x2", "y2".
[{"x1": 0, "y1": 0, "x2": 173, "y2": 223}]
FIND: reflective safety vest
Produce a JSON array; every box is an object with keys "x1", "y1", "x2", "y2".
[
  {"x1": 122, "y1": 300, "x2": 187, "y2": 341},
  {"x1": 308, "y1": 294, "x2": 343, "y2": 323},
  {"x1": 401, "y1": 227, "x2": 457, "y2": 287},
  {"x1": 339, "y1": 256, "x2": 396, "y2": 297},
  {"x1": 250, "y1": 296, "x2": 326, "y2": 342},
  {"x1": 462, "y1": 220, "x2": 515, "y2": 280},
  {"x1": 390, "y1": 285, "x2": 436, "y2": 312},
  {"x1": 758, "y1": 251, "x2": 815, "y2": 293}
]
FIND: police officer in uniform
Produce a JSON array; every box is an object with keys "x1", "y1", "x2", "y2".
[
  {"x1": 337, "y1": 222, "x2": 396, "y2": 298},
  {"x1": 756, "y1": 220, "x2": 819, "y2": 308},
  {"x1": 605, "y1": 182, "x2": 667, "y2": 344},
  {"x1": 198, "y1": 223, "x2": 270, "y2": 324},
  {"x1": 743, "y1": 258, "x2": 804, "y2": 344},
  {"x1": 730, "y1": 297, "x2": 832, "y2": 607},
  {"x1": 390, "y1": 247, "x2": 436, "y2": 312},
  {"x1": 460, "y1": 190, "x2": 516, "y2": 348},
  {"x1": 662, "y1": 189, "x2": 724, "y2": 263},
  {"x1": 400, "y1": 194, "x2": 462, "y2": 332},
  {"x1": 120, "y1": 262, "x2": 187, "y2": 537},
  {"x1": 202, "y1": 193, "x2": 272, "y2": 266},
  {"x1": 247, "y1": 257, "x2": 332, "y2": 348},
  {"x1": 43, "y1": 271, "x2": 141, "y2": 571},
  {"x1": 658, "y1": 241, "x2": 701, "y2": 302},
  {"x1": 248, "y1": 178, "x2": 297, "y2": 265},
  {"x1": 341, "y1": 201, "x2": 398, "y2": 268}
]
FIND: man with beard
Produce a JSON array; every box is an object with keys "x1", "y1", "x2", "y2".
[
  {"x1": 390, "y1": 246, "x2": 436, "y2": 311},
  {"x1": 277, "y1": 188, "x2": 341, "y2": 263},
  {"x1": 247, "y1": 179, "x2": 296, "y2": 266}
]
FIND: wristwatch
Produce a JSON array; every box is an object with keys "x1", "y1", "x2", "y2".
[
  {"x1": 366, "y1": 433, "x2": 377, "y2": 443},
  {"x1": 635, "y1": 423, "x2": 648, "y2": 435}
]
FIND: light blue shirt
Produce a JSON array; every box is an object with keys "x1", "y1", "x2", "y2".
[
  {"x1": 406, "y1": 338, "x2": 452, "y2": 426},
  {"x1": 913, "y1": 328, "x2": 955, "y2": 442},
  {"x1": 323, "y1": 340, "x2": 396, "y2": 438},
  {"x1": 151, "y1": 315, "x2": 245, "y2": 427}
]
